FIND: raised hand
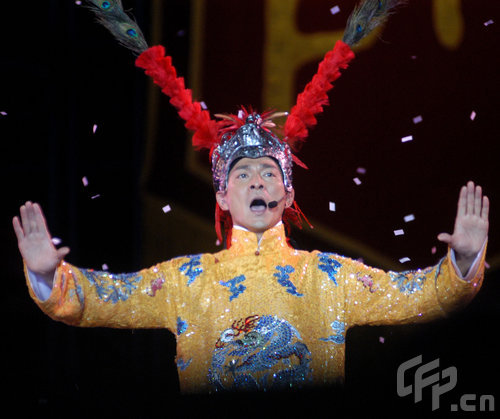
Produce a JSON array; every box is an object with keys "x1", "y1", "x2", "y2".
[
  {"x1": 437, "y1": 181, "x2": 489, "y2": 276},
  {"x1": 12, "y1": 202, "x2": 70, "y2": 286}
]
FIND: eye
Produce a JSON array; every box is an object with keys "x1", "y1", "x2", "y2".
[{"x1": 237, "y1": 172, "x2": 248, "y2": 179}]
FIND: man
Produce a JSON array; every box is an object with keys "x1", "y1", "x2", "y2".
[{"x1": 13, "y1": 111, "x2": 489, "y2": 393}]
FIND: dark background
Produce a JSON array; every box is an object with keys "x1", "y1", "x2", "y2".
[{"x1": 2, "y1": 1, "x2": 499, "y2": 417}]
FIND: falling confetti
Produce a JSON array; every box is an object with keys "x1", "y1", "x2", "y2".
[
  {"x1": 356, "y1": 167, "x2": 366, "y2": 175},
  {"x1": 470, "y1": 111, "x2": 476, "y2": 121},
  {"x1": 399, "y1": 257, "x2": 411, "y2": 263},
  {"x1": 0, "y1": 111, "x2": 7, "y2": 116},
  {"x1": 91, "y1": 194, "x2": 100, "y2": 199},
  {"x1": 353, "y1": 177, "x2": 362, "y2": 185},
  {"x1": 483, "y1": 19, "x2": 494, "y2": 26},
  {"x1": 75, "y1": 0, "x2": 82, "y2": 5},
  {"x1": 330, "y1": 5, "x2": 340, "y2": 15},
  {"x1": 431, "y1": 246, "x2": 437, "y2": 254},
  {"x1": 393, "y1": 229, "x2": 405, "y2": 236},
  {"x1": 379, "y1": 336, "x2": 385, "y2": 344},
  {"x1": 200, "y1": 101, "x2": 207, "y2": 110},
  {"x1": 162, "y1": 204, "x2": 171, "y2": 213},
  {"x1": 404, "y1": 214, "x2": 415, "y2": 222},
  {"x1": 329, "y1": 201, "x2": 336, "y2": 212},
  {"x1": 401, "y1": 135, "x2": 413, "y2": 143},
  {"x1": 412, "y1": 115, "x2": 423, "y2": 124},
  {"x1": 51, "y1": 237, "x2": 62, "y2": 245},
  {"x1": 82, "y1": 176, "x2": 89, "y2": 187},
  {"x1": 102, "y1": 264, "x2": 109, "y2": 271},
  {"x1": 92, "y1": 124, "x2": 98, "y2": 134}
]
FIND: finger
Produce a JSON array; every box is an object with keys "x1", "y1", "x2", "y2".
[
  {"x1": 481, "y1": 195, "x2": 490, "y2": 221},
  {"x1": 457, "y1": 185, "x2": 467, "y2": 217},
  {"x1": 474, "y1": 185, "x2": 482, "y2": 216},
  {"x1": 33, "y1": 203, "x2": 51, "y2": 239},
  {"x1": 466, "y1": 181, "x2": 475, "y2": 215},
  {"x1": 12, "y1": 216, "x2": 25, "y2": 241},
  {"x1": 26, "y1": 202, "x2": 39, "y2": 234},
  {"x1": 19, "y1": 204, "x2": 31, "y2": 234},
  {"x1": 437, "y1": 232, "x2": 452, "y2": 244}
]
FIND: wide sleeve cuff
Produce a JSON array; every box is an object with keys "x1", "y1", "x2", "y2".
[
  {"x1": 449, "y1": 239, "x2": 487, "y2": 282},
  {"x1": 25, "y1": 266, "x2": 55, "y2": 302}
]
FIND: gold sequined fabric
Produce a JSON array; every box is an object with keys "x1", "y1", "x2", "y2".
[{"x1": 26, "y1": 224, "x2": 485, "y2": 394}]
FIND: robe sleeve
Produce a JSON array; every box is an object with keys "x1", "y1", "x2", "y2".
[{"x1": 341, "y1": 243, "x2": 487, "y2": 327}]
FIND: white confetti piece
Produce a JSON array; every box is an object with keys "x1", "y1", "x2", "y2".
[
  {"x1": 399, "y1": 257, "x2": 411, "y2": 263},
  {"x1": 412, "y1": 115, "x2": 423, "y2": 124},
  {"x1": 485, "y1": 261, "x2": 490, "y2": 269},
  {"x1": 353, "y1": 177, "x2": 362, "y2": 185},
  {"x1": 162, "y1": 204, "x2": 171, "y2": 213},
  {"x1": 238, "y1": 110, "x2": 244, "y2": 119},
  {"x1": 0, "y1": 111, "x2": 7, "y2": 116},
  {"x1": 484, "y1": 19, "x2": 494, "y2": 26},
  {"x1": 92, "y1": 124, "x2": 98, "y2": 134},
  {"x1": 404, "y1": 214, "x2": 415, "y2": 222},
  {"x1": 82, "y1": 176, "x2": 88, "y2": 187},
  {"x1": 215, "y1": 239, "x2": 221, "y2": 246},
  {"x1": 91, "y1": 194, "x2": 100, "y2": 199},
  {"x1": 356, "y1": 167, "x2": 366, "y2": 175},
  {"x1": 393, "y1": 229, "x2": 405, "y2": 236},
  {"x1": 401, "y1": 135, "x2": 413, "y2": 143},
  {"x1": 200, "y1": 101, "x2": 207, "y2": 110},
  {"x1": 51, "y1": 237, "x2": 62, "y2": 245},
  {"x1": 411, "y1": 55, "x2": 417, "y2": 60},
  {"x1": 75, "y1": 0, "x2": 82, "y2": 5},
  {"x1": 102, "y1": 264, "x2": 109, "y2": 271},
  {"x1": 431, "y1": 246, "x2": 437, "y2": 254},
  {"x1": 379, "y1": 336, "x2": 385, "y2": 344},
  {"x1": 470, "y1": 110, "x2": 476, "y2": 120},
  {"x1": 329, "y1": 201, "x2": 336, "y2": 212},
  {"x1": 330, "y1": 5, "x2": 340, "y2": 15}
]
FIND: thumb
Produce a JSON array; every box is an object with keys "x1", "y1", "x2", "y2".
[
  {"x1": 56, "y1": 246, "x2": 71, "y2": 260},
  {"x1": 437, "y1": 233, "x2": 452, "y2": 244}
]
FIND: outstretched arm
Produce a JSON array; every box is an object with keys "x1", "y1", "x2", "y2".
[
  {"x1": 12, "y1": 202, "x2": 70, "y2": 288},
  {"x1": 438, "y1": 181, "x2": 489, "y2": 277}
]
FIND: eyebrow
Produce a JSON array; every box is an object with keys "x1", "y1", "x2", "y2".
[{"x1": 233, "y1": 163, "x2": 279, "y2": 171}]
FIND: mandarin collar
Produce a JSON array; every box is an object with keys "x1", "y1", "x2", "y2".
[{"x1": 228, "y1": 223, "x2": 289, "y2": 255}]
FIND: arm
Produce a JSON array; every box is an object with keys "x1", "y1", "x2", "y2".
[{"x1": 344, "y1": 182, "x2": 488, "y2": 327}]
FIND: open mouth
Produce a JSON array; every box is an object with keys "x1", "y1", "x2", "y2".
[{"x1": 250, "y1": 198, "x2": 267, "y2": 212}]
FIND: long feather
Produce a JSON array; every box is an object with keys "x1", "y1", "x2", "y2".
[
  {"x1": 342, "y1": 0, "x2": 406, "y2": 46},
  {"x1": 84, "y1": 0, "x2": 148, "y2": 55}
]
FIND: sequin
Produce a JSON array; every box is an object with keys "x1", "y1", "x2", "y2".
[
  {"x1": 209, "y1": 315, "x2": 312, "y2": 391},
  {"x1": 177, "y1": 357, "x2": 192, "y2": 371},
  {"x1": 177, "y1": 317, "x2": 188, "y2": 336},
  {"x1": 319, "y1": 320, "x2": 346, "y2": 344},
  {"x1": 318, "y1": 253, "x2": 342, "y2": 286},
  {"x1": 179, "y1": 255, "x2": 203, "y2": 286},
  {"x1": 389, "y1": 267, "x2": 433, "y2": 294},
  {"x1": 81, "y1": 269, "x2": 142, "y2": 303},
  {"x1": 274, "y1": 265, "x2": 303, "y2": 297},
  {"x1": 219, "y1": 275, "x2": 246, "y2": 301}
]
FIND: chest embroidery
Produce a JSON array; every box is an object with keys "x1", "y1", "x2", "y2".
[
  {"x1": 219, "y1": 275, "x2": 247, "y2": 301},
  {"x1": 319, "y1": 320, "x2": 346, "y2": 344},
  {"x1": 318, "y1": 253, "x2": 342, "y2": 286},
  {"x1": 179, "y1": 254, "x2": 203, "y2": 286},
  {"x1": 274, "y1": 265, "x2": 303, "y2": 297}
]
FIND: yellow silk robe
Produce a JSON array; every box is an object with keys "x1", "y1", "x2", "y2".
[{"x1": 26, "y1": 224, "x2": 485, "y2": 394}]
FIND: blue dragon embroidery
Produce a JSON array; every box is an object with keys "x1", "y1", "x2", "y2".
[{"x1": 318, "y1": 252, "x2": 342, "y2": 286}]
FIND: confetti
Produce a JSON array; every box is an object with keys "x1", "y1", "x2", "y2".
[
  {"x1": 401, "y1": 135, "x2": 413, "y2": 143},
  {"x1": 411, "y1": 55, "x2": 417, "y2": 60},
  {"x1": 215, "y1": 239, "x2": 221, "y2": 246},
  {"x1": 82, "y1": 176, "x2": 89, "y2": 187},
  {"x1": 51, "y1": 237, "x2": 62, "y2": 245},
  {"x1": 404, "y1": 214, "x2": 415, "y2": 222},
  {"x1": 200, "y1": 101, "x2": 207, "y2": 110},
  {"x1": 102, "y1": 264, "x2": 109, "y2": 271},
  {"x1": 91, "y1": 194, "x2": 100, "y2": 199},
  {"x1": 75, "y1": 0, "x2": 82, "y2": 4},
  {"x1": 330, "y1": 5, "x2": 340, "y2": 15},
  {"x1": 353, "y1": 177, "x2": 362, "y2": 185},
  {"x1": 356, "y1": 167, "x2": 366, "y2": 175},
  {"x1": 470, "y1": 110, "x2": 476, "y2": 121},
  {"x1": 176, "y1": 29, "x2": 186, "y2": 37},
  {"x1": 329, "y1": 201, "x2": 336, "y2": 212},
  {"x1": 379, "y1": 336, "x2": 385, "y2": 344},
  {"x1": 238, "y1": 110, "x2": 244, "y2": 119},
  {"x1": 485, "y1": 261, "x2": 490, "y2": 269},
  {"x1": 393, "y1": 229, "x2": 405, "y2": 236},
  {"x1": 162, "y1": 204, "x2": 171, "y2": 213},
  {"x1": 484, "y1": 19, "x2": 494, "y2": 26},
  {"x1": 431, "y1": 246, "x2": 437, "y2": 254},
  {"x1": 92, "y1": 124, "x2": 98, "y2": 134},
  {"x1": 0, "y1": 111, "x2": 7, "y2": 116},
  {"x1": 412, "y1": 115, "x2": 423, "y2": 124},
  {"x1": 399, "y1": 257, "x2": 411, "y2": 263}
]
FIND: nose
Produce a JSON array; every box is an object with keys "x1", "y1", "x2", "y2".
[{"x1": 250, "y1": 174, "x2": 264, "y2": 190}]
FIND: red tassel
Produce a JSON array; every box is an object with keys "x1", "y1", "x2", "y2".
[
  {"x1": 136, "y1": 46, "x2": 220, "y2": 151},
  {"x1": 284, "y1": 40, "x2": 355, "y2": 150}
]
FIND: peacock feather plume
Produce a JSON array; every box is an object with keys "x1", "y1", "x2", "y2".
[
  {"x1": 342, "y1": 0, "x2": 406, "y2": 46},
  {"x1": 84, "y1": 0, "x2": 148, "y2": 55}
]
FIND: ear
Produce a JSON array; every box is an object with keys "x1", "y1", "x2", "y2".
[
  {"x1": 285, "y1": 188, "x2": 295, "y2": 208},
  {"x1": 216, "y1": 191, "x2": 229, "y2": 211}
]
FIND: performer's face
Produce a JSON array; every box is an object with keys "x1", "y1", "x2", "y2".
[{"x1": 216, "y1": 157, "x2": 294, "y2": 236}]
